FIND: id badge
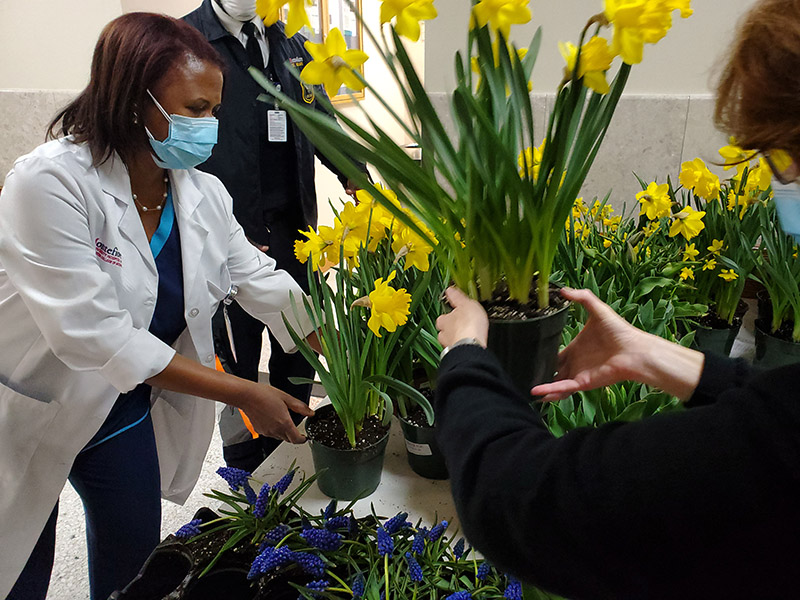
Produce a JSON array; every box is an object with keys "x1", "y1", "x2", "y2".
[{"x1": 268, "y1": 109, "x2": 288, "y2": 142}]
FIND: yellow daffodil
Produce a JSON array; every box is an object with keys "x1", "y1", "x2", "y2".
[
  {"x1": 745, "y1": 157, "x2": 772, "y2": 193},
  {"x1": 643, "y1": 220, "x2": 661, "y2": 237},
  {"x1": 472, "y1": 0, "x2": 532, "y2": 39},
  {"x1": 604, "y1": 215, "x2": 622, "y2": 231},
  {"x1": 706, "y1": 239, "x2": 724, "y2": 255},
  {"x1": 682, "y1": 243, "x2": 699, "y2": 261},
  {"x1": 380, "y1": 0, "x2": 437, "y2": 42},
  {"x1": 679, "y1": 157, "x2": 721, "y2": 201},
  {"x1": 679, "y1": 267, "x2": 694, "y2": 281},
  {"x1": 257, "y1": 0, "x2": 311, "y2": 38},
  {"x1": 518, "y1": 138, "x2": 545, "y2": 179},
  {"x1": 669, "y1": 205, "x2": 705, "y2": 240},
  {"x1": 718, "y1": 269, "x2": 739, "y2": 282},
  {"x1": 602, "y1": 237, "x2": 613, "y2": 248},
  {"x1": 366, "y1": 272, "x2": 411, "y2": 337},
  {"x1": 703, "y1": 258, "x2": 717, "y2": 271},
  {"x1": 559, "y1": 36, "x2": 614, "y2": 94},
  {"x1": 301, "y1": 28, "x2": 369, "y2": 97},
  {"x1": 392, "y1": 224, "x2": 434, "y2": 271},
  {"x1": 604, "y1": 0, "x2": 692, "y2": 65},
  {"x1": 294, "y1": 225, "x2": 337, "y2": 270},
  {"x1": 637, "y1": 181, "x2": 671, "y2": 220}
]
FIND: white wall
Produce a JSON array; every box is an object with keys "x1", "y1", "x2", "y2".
[{"x1": 424, "y1": 0, "x2": 760, "y2": 95}]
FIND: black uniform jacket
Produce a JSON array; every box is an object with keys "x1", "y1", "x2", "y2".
[{"x1": 184, "y1": 0, "x2": 359, "y2": 244}]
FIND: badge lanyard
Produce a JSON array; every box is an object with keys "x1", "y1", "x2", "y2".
[
  {"x1": 223, "y1": 285, "x2": 239, "y2": 363},
  {"x1": 267, "y1": 70, "x2": 288, "y2": 143}
]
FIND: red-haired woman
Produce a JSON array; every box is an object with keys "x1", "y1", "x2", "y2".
[
  {"x1": 434, "y1": 1, "x2": 800, "y2": 597},
  {"x1": 0, "y1": 13, "x2": 320, "y2": 600}
]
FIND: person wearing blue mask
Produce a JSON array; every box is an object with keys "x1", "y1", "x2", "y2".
[
  {"x1": 184, "y1": 0, "x2": 368, "y2": 474},
  {"x1": 0, "y1": 13, "x2": 322, "y2": 600},
  {"x1": 433, "y1": 1, "x2": 800, "y2": 597}
]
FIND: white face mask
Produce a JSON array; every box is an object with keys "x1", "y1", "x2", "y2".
[{"x1": 217, "y1": 0, "x2": 257, "y2": 22}]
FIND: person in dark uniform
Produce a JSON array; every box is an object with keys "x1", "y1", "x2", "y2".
[{"x1": 184, "y1": 0, "x2": 364, "y2": 472}]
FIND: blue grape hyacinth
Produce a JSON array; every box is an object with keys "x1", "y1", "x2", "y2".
[
  {"x1": 477, "y1": 561, "x2": 491, "y2": 581},
  {"x1": 411, "y1": 528, "x2": 427, "y2": 555},
  {"x1": 445, "y1": 592, "x2": 472, "y2": 600},
  {"x1": 292, "y1": 551, "x2": 326, "y2": 577},
  {"x1": 252, "y1": 483, "x2": 270, "y2": 517},
  {"x1": 404, "y1": 552, "x2": 423, "y2": 582},
  {"x1": 301, "y1": 527, "x2": 343, "y2": 551},
  {"x1": 215, "y1": 466, "x2": 251, "y2": 491},
  {"x1": 174, "y1": 518, "x2": 202, "y2": 539},
  {"x1": 428, "y1": 520, "x2": 448, "y2": 542},
  {"x1": 453, "y1": 537, "x2": 465, "y2": 560},
  {"x1": 351, "y1": 572, "x2": 365, "y2": 598},
  {"x1": 504, "y1": 577, "x2": 523, "y2": 600},
  {"x1": 376, "y1": 526, "x2": 394, "y2": 556},
  {"x1": 273, "y1": 468, "x2": 296, "y2": 495},
  {"x1": 383, "y1": 511, "x2": 410, "y2": 534}
]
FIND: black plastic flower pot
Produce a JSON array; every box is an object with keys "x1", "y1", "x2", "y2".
[
  {"x1": 754, "y1": 318, "x2": 800, "y2": 368},
  {"x1": 397, "y1": 415, "x2": 448, "y2": 480},
  {"x1": 756, "y1": 288, "x2": 772, "y2": 324},
  {"x1": 109, "y1": 542, "x2": 194, "y2": 600},
  {"x1": 690, "y1": 320, "x2": 742, "y2": 357},
  {"x1": 182, "y1": 567, "x2": 256, "y2": 600},
  {"x1": 306, "y1": 405, "x2": 390, "y2": 500},
  {"x1": 486, "y1": 300, "x2": 570, "y2": 395}
]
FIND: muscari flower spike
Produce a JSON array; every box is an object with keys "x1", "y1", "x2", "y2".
[
  {"x1": 273, "y1": 468, "x2": 296, "y2": 495},
  {"x1": 301, "y1": 527, "x2": 343, "y2": 552},
  {"x1": 477, "y1": 561, "x2": 491, "y2": 581},
  {"x1": 377, "y1": 526, "x2": 394, "y2": 556},
  {"x1": 453, "y1": 537, "x2": 465, "y2": 560},
  {"x1": 305, "y1": 579, "x2": 330, "y2": 597},
  {"x1": 260, "y1": 545, "x2": 295, "y2": 574},
  {"x1": 351, "y1": 572, "x2": 365, "y2": 598},
  {"x1": 428, "y1": 520, "x2": 448, "y2": 542},
  {"x1": 404, "y1": 552, "x2": 424, "y2": 582},
  {"x1": 411, "y1": 528, "x2": 427, "y2": 554},
  {"x1": 253, "y1": 483, "x2": 271, "y2": 518},
  {"x1": 293, "y1": 551, "x2": 326, "y2": 577},
  {"x1": 262, "y1": 524, "x2": 291, "y2": 547},
  {"x1": 174, "y1": 518, "x2": 202, "y2": 540},
  {"x1": 323, "y1": 499, "x2": 337, "y2": 520},
  {"x1": 384, "y1": 511, "x2": 411, "y2": 534},
  {"x1": 504, "y1": 577, "x2": 523, "y2": 600},
  {"x1": 445, "y1": 592, "x2": 472, "y2": 600},
  {"x1": 325, "y1": 516, "x2": 350, "y2": 530},
  {"x1": 243, "y1": 483, "x2": 258, "y2": 505},
  {"x1": 216, "y1": 466, "x2": 251, "y2": 491}
]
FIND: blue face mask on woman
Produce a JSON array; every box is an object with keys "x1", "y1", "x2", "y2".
[
  {"x1": 771, "y1": 181, "x2": 800, "y2": 243},
  {"x1": 145, "y1": 90, "x2": 218, "y2": 170}
]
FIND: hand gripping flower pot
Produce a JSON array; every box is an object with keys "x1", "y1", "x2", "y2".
[
  {"x1": 486, "y1": 294, "x2": 571, "y2": 395},
  {"x1": 306, "y1": 404, "x2": 391, "y2": 500}
]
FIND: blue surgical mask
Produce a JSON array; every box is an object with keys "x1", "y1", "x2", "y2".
[
  {"x1": 145, "y1": 90, "x2": 218, "y2": 170},
  {"x1": 771, "y1": 181, "x2": 800, "y2": 243}
]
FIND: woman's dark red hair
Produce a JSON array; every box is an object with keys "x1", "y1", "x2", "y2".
[
  {"x1": 47, "y1": 12, "x2": 225, "y2": 165},
  {"x1": 715, "y1": 0, "x2": 800, "y2": 155}
]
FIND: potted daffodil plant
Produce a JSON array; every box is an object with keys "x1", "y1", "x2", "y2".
[
  {"x1": 285, "y1": 188, "x2": 435, "y2": 499},
  {"x1": 251, "y1": 0, "x2": 693, "y2": 393}
]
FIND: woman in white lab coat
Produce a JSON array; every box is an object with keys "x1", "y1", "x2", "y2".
[{"x1": 0, "y1": 13, "x2": 319, "y2": 600}]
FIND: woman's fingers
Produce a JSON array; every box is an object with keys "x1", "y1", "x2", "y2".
[{"x1": 530, "y1": 379, "x2": 581, "y2": 401}]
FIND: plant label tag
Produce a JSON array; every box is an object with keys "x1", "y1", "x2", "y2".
[
  {"x1": 405, "y1": 440, "x2": 432, "y2": 456},
  {"x1": 267, "y1": 110, "x2": 288, "y2": 142}
]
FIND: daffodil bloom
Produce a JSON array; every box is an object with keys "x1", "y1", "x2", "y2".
[
  {"x1": 679, "y1": 157, "x2": 720, "y2": 201},
  {"x1": 604, "y1": 215, "x2": 622, "y2": 231},
  {"x1": 703, "y1": 258, "x2": 717, "y2": 271},
  {"x1": 366, "y1": 272, "x2": 411, "y2": 337},
  {"x1": 294, "y1": 225, "x2": 337, "y2": 270},
  {"x1": 707, "y1": 239, "x2": 724, "y2": 255},
  {"x1": 559, "y1": 36, "x2": 614, "y2": 94},
  {"x1": 718, "y1": 269, "x2": 739, "y2": 282},
  {"x1": 643, "y1": 220, "x2": 661, "y2": 237},
  {"x1": 637, "y1": 181, "x2": 671, "y2": 220},
  {"x1": 380, "y1": 0, "x2": 438, "y2": 42},
  {"x1": 679, "y1": 267, "x2": 694, "y2": 281},
  {"x1": 669, "y1": 205, "x2": 705, "y2": 240},
  {"x1": 603, "y1": 237, "x2": 613, "y2": 248},
  {"x1": 301, "y1": 28, "x2": 369, "y2": 97},
  {"x1": 682, "y1": 243, "x2": 699, "y2": 261},
  {"x1": 604, "y1": 0, "x2": 691, "y2": 65},
  {"x1": 392, "y1": 225, "x2": 434, "y2": 271},
  {"x1": 518, "y1": 139, "x2": 545, "y2": 179},
  {"x1": 257, "y1": 0, "x2": 311, "y2": 38},
  {"x1": 472, "y1": 0, "x2": 532, "y2": 39},
  {"x1": 745, "y1": 158, "x2": 772, "y2": 193}
]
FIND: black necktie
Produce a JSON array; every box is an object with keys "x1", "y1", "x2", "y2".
[{"x1": 241, "y1": 22, "x2": 265, "y2": 71}]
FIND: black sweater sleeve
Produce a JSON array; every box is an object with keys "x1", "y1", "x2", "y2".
[
  {"x1": 435, "y1": 346, "x2": 800, "y2": 600},
  {"x1": 685, "y1": 351, "x2": 756, "y2": 407}
]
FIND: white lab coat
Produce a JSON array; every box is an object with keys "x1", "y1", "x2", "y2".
[{"x1": 0, "y1": 138, "x2": 315, "y2": 596}]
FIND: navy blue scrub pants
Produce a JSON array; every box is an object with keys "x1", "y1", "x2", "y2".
[{"x1": 8, "y1": 413, "x2": 162, "y2": 600}]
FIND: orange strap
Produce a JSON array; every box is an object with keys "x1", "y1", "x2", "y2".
[{"x1": 215, "y1": 355, "x2": 259, "y2": 440}]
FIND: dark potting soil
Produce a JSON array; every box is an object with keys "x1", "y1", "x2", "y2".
[
  {"x1": 402, "y1": 400, "x2": 434, "y2": 428},
  {"x1": 696, "y1": 312, "x2": 742, "y2": 330},
  {"x1": 306, "y1": 404, "x2": 390, "y2": 451},
  {"x1": 482, "y1": 285, "x2": 568, "y2": 320}
]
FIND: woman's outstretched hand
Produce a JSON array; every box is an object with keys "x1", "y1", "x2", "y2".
[{"x1": 530, "y1": 288, "x2": 650, "y2": 402}]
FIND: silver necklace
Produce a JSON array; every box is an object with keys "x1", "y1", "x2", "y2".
[{"x1": 132, "y1": 176, "x2": 169, "y2": 212}]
